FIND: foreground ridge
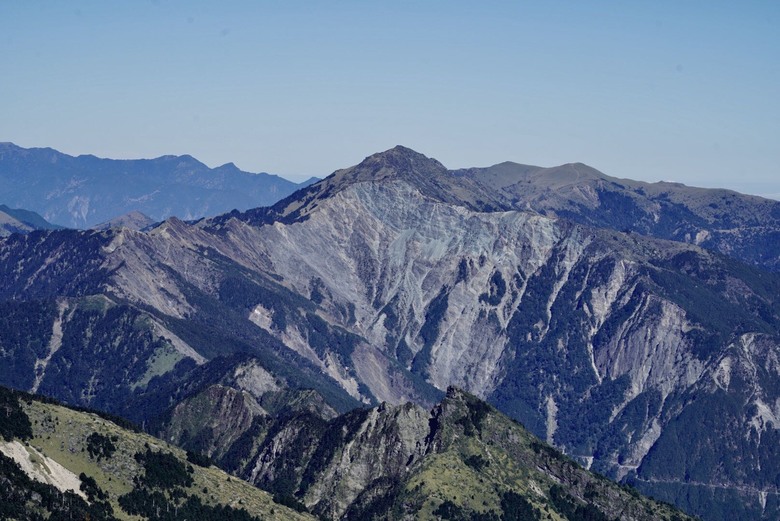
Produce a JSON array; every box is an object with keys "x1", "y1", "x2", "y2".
[{"x1": 0, "y1": 385, "x2": 693, "y2": 521}]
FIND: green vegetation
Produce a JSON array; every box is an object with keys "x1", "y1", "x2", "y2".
[
  {"x1": 647, "y1": 251, "x2": 779, "y2": 360},
  {"x1": 399, "y1": 389, "x2": 692, "y2": 521},
  {"x1": 151, "y1": 268, "x2": 364, "y2": 415},
  {"x1": 456, "y1": 397, "x2": 492, "y2": 436},
  {"x1": 479, "y1": 270, "x2": 506, "y2": 306},
  {"x1": 464, "y1": 454, "x2": 489, "y2": 471},
  {"x1": 549, "y1": 485, "x2": 610, "y2": 521},
  {"x1": 412, "y1": 286, "x2": 451, "y2": 378},
  {"x1": 419, "y1": 287, "x2": 450, "y2": 349},
  {"x1": 134, "y1": 448, "x2": 194, "y2": 490},
  {"x1": 79, "y1": 472, "x2": 109, "y2": 502},
  {"x1": 220, "y1": 415, "x2": 268, "y2": 473},
  {"x1": 186, "y1": 449, "x2": 213, "y2": 467},
  {"x1": 9, "y1": 300, "x2": 176, "y2": 417},
  {"x1": 0, "y1": 387, "x2": 315, "y2": 521},
  {"x1": 0, "y1": 380, "x2": 694, "y2": 521},
  {"x1": 86, "y1": 431, "x2": 117, "y2": 461},
  {"x1": 0, "y1": 386, "x2": 33, "y2": 441},
  {"x1": 0, "y1": 229, "x2": 110, "y2": 299},
  {"x1": 119, "y1": 487, "x2": 262, "y2": 521},
  {"x1": 501, "y1": 491, "x2": 542, "y2": 520},
  {"x1": 0, "y1": 299, "x2": 57, "y2": 391}
]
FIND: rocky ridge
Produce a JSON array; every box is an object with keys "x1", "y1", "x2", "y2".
[
  {"x1": 455, "y1": 160, "x2": 780, "y2": 272},
  {"x1": 158, "y1": 385, "x2": 694, "y2": 520}
]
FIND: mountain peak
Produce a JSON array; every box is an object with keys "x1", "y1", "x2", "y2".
[
  {"x1": 209, "y1": 146, "x2": 513, "y2": 227},
  {"x1": 347, "y1": 146, "x2": 447, "y2": 183},
  {"x1": 92, "y1": 210, "x2": 155, "y2": 231},
  {"x1": 215, "y1": 161, "x2": 241, "y2": 172},
  {"x1": 0, "y1": 142, "x2": 24, "y2": 158},
  {"x1": 293, "y1": 146, "x2": 451, "y2": 205},
  {"x1": 371, "y1": 144, "x2": 435, "y2": 162}
]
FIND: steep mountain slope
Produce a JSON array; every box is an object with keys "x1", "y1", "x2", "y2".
[
  {"x1": 455, "y1": 161, "x2": 780, "y2": 272},
  {"x1": 160, "y1": 386, "x2": 693, "y2": 521},
  {"x1": 238, "y1": 145, "x2": 508, "y2": 225},
  {"x1": 0, "y1": 204, "x2": 62, "y2": 236},
  {"x1": 202, "y1": 147, "x2": 780, "y2": 520},
  {"x1": 0, "y1": 290, "x2": 362, "y2": 424},
  {"x1": 0, "y1": 386, "x2": 314, "y2": 520},
  {"x1": 0, "y1": 142, "x2": 315, "y2": 228},
  {"x1": 0, "y1": 225, "x2": 365, "y2": 427},
  {"x1": 1, "y1": 146, "x2": 779, "y2": 520}
]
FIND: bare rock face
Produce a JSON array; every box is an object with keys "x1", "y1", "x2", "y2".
[
  {"x1": 197, "y1": 148, "x2": 780, "y2": 520},
  {"x1": 299, "y1": 402, "x2": 430, "y2": 518}
]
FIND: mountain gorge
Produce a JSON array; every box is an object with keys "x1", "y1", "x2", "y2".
[{"x1": 1, "y1": 146, "x2": 779, "y2": 520}]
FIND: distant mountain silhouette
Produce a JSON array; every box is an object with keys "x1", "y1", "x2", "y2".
[
  {"x1": 0, "y1": 142, "x2": 318, "y2": 228},
  {"x1": 0, "y1": 204, "x2": 63, "y2": 236}
]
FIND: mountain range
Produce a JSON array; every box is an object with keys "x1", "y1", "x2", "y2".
[
  {"x1": 1, "y1": 145, "x2": 779, "y2": 520},
  {"x1": 0, "y1": 142, "x2": 317, "y2": 228}
]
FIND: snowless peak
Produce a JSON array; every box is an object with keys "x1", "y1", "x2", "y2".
[
  {"x1": 92, "y1": 210, "x2": 154, "y2": 231},
  {"x1": 333, "y1": 146, "x2": 450, "y2": 190},
  {"x1": 358, "y1": 145, "x2": 447, "y2": 174},
  {"x1": 254, "y1": 145, "x2": 512, "y2": 223},
  {"x1": 216, "y1": 162, "x2": 241, "y2": 172}
]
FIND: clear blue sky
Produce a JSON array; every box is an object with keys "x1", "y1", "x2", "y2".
[{"x1": 2, "y1": 1, "x2": 778, "y2": 197}]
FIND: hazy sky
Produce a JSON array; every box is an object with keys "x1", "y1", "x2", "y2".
[{"x1": 2, "y1": 1, "x2": 778, "y2": 197}]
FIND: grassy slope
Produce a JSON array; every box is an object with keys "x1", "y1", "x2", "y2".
[{"x1": 20, "y1": 397, "x2": 314, "y2": 521}]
